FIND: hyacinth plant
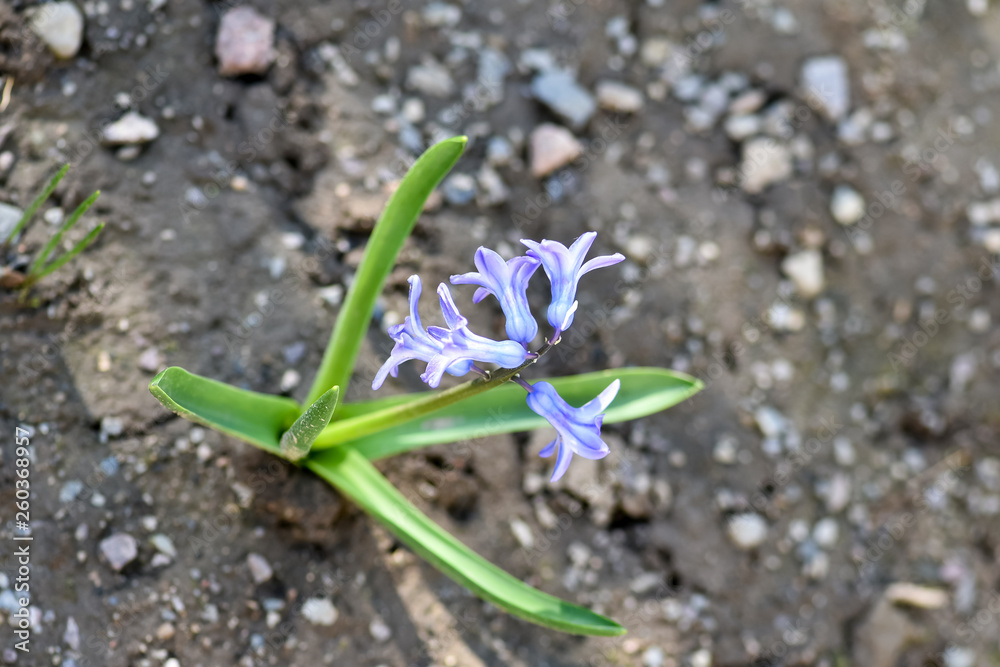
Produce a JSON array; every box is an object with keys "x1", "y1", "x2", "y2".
[
  {"x1": 1, "y1": 164, "x2": 104, "y2": 301},
  {"x1": 149, "y1": 137, "x2": 702, "y2": 636}
]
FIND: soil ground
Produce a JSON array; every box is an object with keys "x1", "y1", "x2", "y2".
[{"x1": 2, "y1": 1, "x2": 1000, "y2": 666}]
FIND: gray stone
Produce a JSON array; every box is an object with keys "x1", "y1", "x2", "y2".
[
  {"x1": 442, "y1": 173, "x2": 477, "y2": 206},
  {"x1": 726, "y1": 512, "x2": 768, "y2": 549},
  {"x1": 215, "y1": 6, "x2": 276, "y2": 76},
  {"x1": 30, "y1": 2, "x2": 84, "y2": 59},
  {"x1": 406, "y1": 57, "x2": 455, "y2": 98},
  {"x1": 0, "y1": 202, "x2": 25, "y2": 242},
  {"x1": 531, "y1": 70, "x2": 596, "y2": 130}
]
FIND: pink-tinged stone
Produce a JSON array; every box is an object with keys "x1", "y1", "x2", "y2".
[
  {"x1": 529, "y1": 124, "x2": 583, "y2": 178},
  {"x1": 215, "y1": 7, "x2": 276, "y2": 77}
]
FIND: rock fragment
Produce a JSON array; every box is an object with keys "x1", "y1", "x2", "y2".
[
  {"x1": 831, "y1": 185, "x2": 866, "y2": 225},
  {"x1": 215, "y1": 7, "x2": 276, "y2": 76},
  {"x1": 529, "y1": 124, "x2": 582, "y2": 178},
  {"x1": 247, "y1": 553, "x2": 274, "y2": 584},
  {"x1": 30, "y1": 2, "x2": 84, "y2": 59},
  {"x1": 726, "y1": 513, "x2": 768, "y2": 549},
  {"x1": 781, "y1": 250, "x2": 825, "y2": 298},
  {"x1": 801, "y1": 56, "x2": 850, "y2": 122},
  {"x1": 301, "y1": 598, "x2": 338, "y2": 626},
  {"x1": 595, "y1": 80, "x2": 644, "y2": 113},
  {"x1": 531, "y1": 70, "x2": 596, "y2": 130},
  {"x1": 101, "y1": 112, "x2": 160, "y2": 146},
  {"x1": 99, "y1": 533, "x2": 138, "y2": 571},
  {"x1": 739, "y1": 138, "x2": 792, "y2": 193}
]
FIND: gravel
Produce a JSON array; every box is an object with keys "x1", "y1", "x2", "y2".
[
  {"x1": 726, "y1": 513, "x2": 768, "y2": 550},
  {"x1": 301, "y1": 598, "x2": 338, "y2": 626}
]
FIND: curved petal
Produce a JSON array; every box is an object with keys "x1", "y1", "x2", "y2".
[
  {"x1": 580, "y1": 252, "x2": 625, "y2": 275},
  {"x1": 550, "y1": 443, "x2": 575, "y2": 482}
]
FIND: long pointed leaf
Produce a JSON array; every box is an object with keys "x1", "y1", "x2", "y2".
[
  {"x1": 5, "y1": 164, "x2": 69, "y2": 245},
  {"x1": 28, "y1": 189, "x2": 100, "y2": 276},
  {"x1": 149, "y1": 367, "x2": 301, "y2": 454},
  {"x1": 25, "y1": 223, "x2": 105, "y2": 287},
  {"x1": 305, "y1": 136, "x2": 468, "y2": 405},
  {"x1": 307, "y1": 447, "x2": 626, "y2": 636},
  {"x1": 280, "y1": 386, "x2": 340, "y2": 462},
  {"x1": 319, "y1": 368, "x2": 701, "y2": 460}
]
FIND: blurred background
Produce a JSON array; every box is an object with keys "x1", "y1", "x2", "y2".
[{"x1": 2, "y1": 0, "x2": 1000, "y2": 665}]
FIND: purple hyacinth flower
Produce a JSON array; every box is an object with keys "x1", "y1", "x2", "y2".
[
  {"x1": 421, "y1": 284, "x2": 530, "y2": 388},
  {"x1": 372, "y1": 276, "x2": 473, "y2": 390},
  {"x1": 521, "y1": 231, "x2": 625, "y2": 337},
  {"x1": 450, "y1": 247, "x2": 541, "y2": 346},
  {"x1": 526, "y1": 379, "x2": 621, "y2": 482}
]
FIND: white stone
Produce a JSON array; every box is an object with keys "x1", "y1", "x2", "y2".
[
  {"x1": 509, "y1": 519, "x2": 534, "y2": 549},
  {"x1": 726, "y1": 513, "x2": 768, "y2": 549},
  {"x1": 801, "y1": 56, "x2": 850, "y2": 122},
  {"x1": 642, "y1": 646, "x2": 665, "y2": 667},
  {"x1": 529, "y1": 124, "x2": 583, "y2": 178},
  {"x1": 781, "y1": 250, "x2": 825, "y2": 298},
  {"x1": 724, "y1": 114, "x2": 761, "y2": 141},
  {"x1": 0, "y1": 203, "x2": 24, "y2": 242},
  {"x1": 369, "y1": 616, "x2": 392, "y2": 642},
  {"x1": 301, "y1": 598, "x2": 338, "y2": 625},
  {"x1": 101, "y1": 112, "x2": 160, "y2": 145},
  {"x1": 831, "y1": 185, "x2": 866, "y2": 225},
  {"x1": 812, "y1": 518, "x2": 839, "y2": 548},
  {"x1": 247, "y1": 553, "x2": 273, "y2": 584},
  {"x1": 406, "y1": 57, "x2": 455, "y2": 98},
  {"x1": 739, "y1": 138, "x2": 792, "y2": 193},
  {"x1": 595, "y1": 80, "x2": 644, "y2": 113},
  {"x1": 215, "y1": 6, "x2": 276, "y2": 76},
  {"x1": 280, "y1": 369, "x2": 301, "y2": 392},
  {"x1": 30, "y1": 2, "x2": 84, "y2": 59},
  {"x1": 150, "y1": 534, "x2": 177, "y2": 559},
  {"x1": 99, "y1": 533, "x2": 138, "y2": 571},
  {"x1": 885, "y1": 582, "x2": 948, "y2": 609},
  {"x1": 754, "y1": 406, "x2": 787, "y2": 438}
]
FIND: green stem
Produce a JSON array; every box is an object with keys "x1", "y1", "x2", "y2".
[{"x1": 311, "y1": 336, "x2": 557, "y2": 450}]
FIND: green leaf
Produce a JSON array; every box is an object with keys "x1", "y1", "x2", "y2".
[
  {"x1": 305, "y1": 136, "x2": 468, "y2": 406},
  {"x1": 4, "y1": 164, "x2": 70, "y2": 245},
  {"x1": 149, "y1": 367, "x2": 301, "y2": 455},
  {"x1": 28, "y1": 189, "x2": 100, "y2": 276},
  {"x1": 280, "y1": 386, "x2": 340, "y2": 462},
  {"x1": 307, "y1": 447, "x2": 626, "y2": 636},
  {"x1": 322, "y1": 368, "x2": 702, "y2": 460}
]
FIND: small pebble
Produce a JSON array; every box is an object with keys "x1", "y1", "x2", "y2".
[
  {"x1": 726, "y1": 513, "x2": 768, "y2": 549},
  {"x1": 831, "y1": 185, "x2": 866, "y2": 225},
  {"x1": 279, "y1": 368, "x2": 301, "y2": 392},
  {"x1": 781, "y1": 250, "x2": 825, "y2": 298},
  {"x1": 138, "y1": 347, "x2": 162, "y2": 373},
  {"x1": 99, "y1": 533, "x2": 138, "y2": 571},
  {"x1": 801, "y1": 56, "x2": 850, "y2": 121},
  {"x1": 30, "y1": 2, "x2": 84, "y2": 59},
  {"x1": 301, "y1": 598, "x2": 338, "y2": 626},
  {"x1": 247, "y1": 553, "x2": 273, "y2": 584},
  {"x1": 530, "y1": 124, "x2": 583, "y2": 178},
  {"x1": 595, "y1": 80, "x2": 644, "y2": 113},
  {"x1": 215, "y1": 6, "x2": 276, "y2": 76},
  {"x1": 531, "y1": 70, "x2": 597, "y2": 130},
  {"x1": 101, "y1": 112, "x2": 160, "y2": 145},
  {"x1": 369, "y1": 617, "x2": 392, "y2": 642}
]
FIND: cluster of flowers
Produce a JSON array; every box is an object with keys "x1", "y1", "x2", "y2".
[{"x1": 373, "y1": 232, "x2": 625, "y2": 481}]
